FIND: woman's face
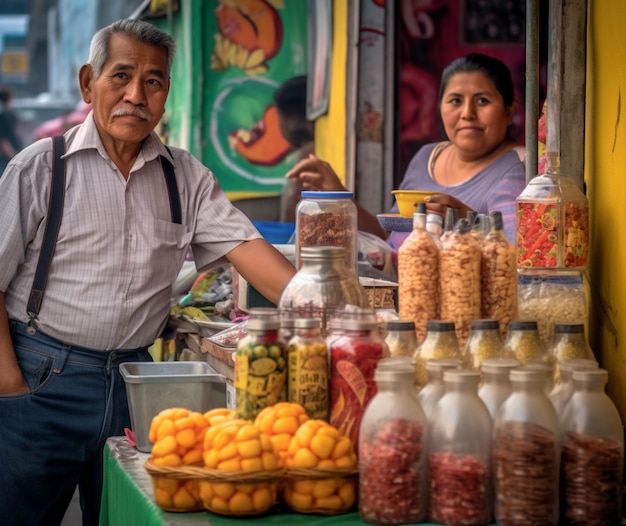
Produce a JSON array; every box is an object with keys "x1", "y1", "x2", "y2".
[{"x1": 439, "y1": 71, "x2": 514, "y2": 158}]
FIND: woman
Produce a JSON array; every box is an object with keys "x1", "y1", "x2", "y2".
[{"x1": 286, "y1": 53, "x2": 526, "y2": 246}]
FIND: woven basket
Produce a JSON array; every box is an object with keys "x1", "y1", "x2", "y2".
[
  {"x1": 282, "y1": 466, "x2": 359, "y2": 515},
  {"x1": 144, "y1": 460, "x2": 283, "y2": 515}
]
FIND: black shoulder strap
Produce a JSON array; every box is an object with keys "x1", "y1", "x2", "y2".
[
  {"x1": 161, "y1": 146, "x2": 181, "y2": 224},
  {"x1": 27, "y1": 136, "x2": 66, "y2": 321}
]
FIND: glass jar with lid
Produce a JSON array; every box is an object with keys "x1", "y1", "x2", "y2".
[
  {"x1": 428, "y1": 370, "x2": 493, "y2": 525},
  {"x1": 477, "y1": 357, "x2": 520, "y2": 420},
  {"x1": 548, "y1": 358, "x2": 598, "y2": 416},
  {"x1": 287, "y1": 317, "x2": 329, "y2": 421},
  {"x1": 463, "y1": 319, "x2": 504, "y2": 370},
  {"x1": 493, "y1": 367, "x2": 560, "y2": 526},
  {"x1": 503, "y1": 319, "x2": 547, "y2": 363},
  {"x1": 550, "y1": 322, "x2": 595, "y2": 370},
  {"x1": 359, "y1": 359, "x2": 428, "y2": 524},
  {"x1": 418, "y1": 358, "x2": 462, "y2": 420},
  {"x1": 516, "y1": 152, "x2": 589, "y2": 271},
  {"x1": 384, "y1": 319, "x2": 419, "y2": 358},
  {"x1": 295, "y1": 191, "x2": 358, "y2": 275},
  {"x1": 234, "y1": 312, "x2": 287, "y2": 420},
  {"x1": 278, "y1": 246, "x2": 368, "y2": 337},
  {"x1": 329, "y1": 309, "x2": 388, "y2": 446},
  {"x1": 414, "y1": 320, "x2": 463, "y2": 388},
  {"x1": 560, "y1": 368, "x2": 624, "y2": 525}
]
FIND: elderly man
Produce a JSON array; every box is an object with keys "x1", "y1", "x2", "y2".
[{"x1": 0, "y1": 19, "x2": 295, "y2": 525}]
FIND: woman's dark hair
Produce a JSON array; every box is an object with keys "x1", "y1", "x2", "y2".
[{"x1": 438, "y1": 53, "x2": 515, "y2": 107}]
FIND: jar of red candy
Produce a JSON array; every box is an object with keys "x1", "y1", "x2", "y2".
[
  {"x1": 516, "y1": 152, "x2": 589, "y2": 271},
  {"x1": 428, "y1": 370, "x2": 493, "y2": 525},
  {"x1": 329, "y1": 309, "x2": 388, "y2": 447},
  {"x1": 358, "y1": 358, "x2": 427, "y2": 524}
]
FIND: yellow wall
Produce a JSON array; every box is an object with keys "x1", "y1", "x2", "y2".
[
  {"x1": 587, "y1": 2, "x2": 626, "y2": 419},
  {"x1": 313, "y1": 0, "x2": 348, "y2": 183}
]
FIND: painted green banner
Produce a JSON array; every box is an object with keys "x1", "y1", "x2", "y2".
[{"x1": 202, "y1": 0, "x2": 308, "y2": 199}]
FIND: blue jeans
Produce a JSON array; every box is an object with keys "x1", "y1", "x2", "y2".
[{"x1": 0, "y1": 321, "x2": 152, "y2": 526}]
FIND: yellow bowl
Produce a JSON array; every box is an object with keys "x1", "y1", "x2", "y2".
[{"x1": 391, "y1": 190, "x2": 433, "y2": 217}]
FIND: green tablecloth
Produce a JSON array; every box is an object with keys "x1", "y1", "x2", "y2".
[{"x1": 100, "y1": 436, "x2": 481, "y2": 526}]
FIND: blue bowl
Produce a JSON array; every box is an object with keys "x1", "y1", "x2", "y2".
[{"x1": 252, "y1": 221, "x2": 295, "y2": 244}]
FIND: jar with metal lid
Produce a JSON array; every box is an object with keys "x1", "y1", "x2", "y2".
[
  {"x1": 359, "y1": 359, "x2": 428, "y2": 524},
  {"x1": 463, "y1": 319, "x2": 504, "y2": 370},
  {"x1": 278, "y1": 246, "x2": 368, "y2": 337},
  {"x1": 295, "y1": 191, "x2": 358, "y2": 275},
  {"x1": 548, "y1": 357, "x2": 598, "y2": 416},
  {"x1": 287, "y1": 318, "x2": 329, "y2": 420},
  {"x1": 516, "y1": 152, "x2": 589, "y2": 271},
  {"x1": 384, "y1": 319, "x2": 419, "y2": 358},
  {"x1": 493, "y1": 367, "x2": 560, "y2": 526},
  {"x1": 550, "y1": 322, "x2": 595, "y2": 366},
  {"x1": 329, "y1": 309, "x2": 389, "y2": 446},
  {"x1": 477, "y1": 357, "x2": 520, "y2": 420},
  {"x1": 440, "y1": 218, "x2": 482, "y2": 346},
  {"x1": 428, "y1": 370, "x2": 493, "y2": 525},
  {"x1": 480, "y1": 210, "x2": 518, "y2": 336},
  {"x1": 560, "y1": 368, "x2": 624, "y2": 526},
  {"x1": 234, "y1": 313, "x2": 287, "y2": 420},
  {"x1": 414, "y1": 320, "x2": 463, "y2": 388},
  {"x1": 502, "y1": 319, "x2": 548, "y2": 363},
  {"x1": 398, "y1": 204, "x2": 440, "y2": 342},
  {"x1": 418, "y1": 358, "x2": 462, "y2": 420}
]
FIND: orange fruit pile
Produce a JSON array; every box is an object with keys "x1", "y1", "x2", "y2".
[{"x1": 254, "y1": 401, "x2": 310, "y2": 465}]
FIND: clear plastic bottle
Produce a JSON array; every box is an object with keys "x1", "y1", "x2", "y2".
[
  {"x1": 503, "y1": 319, "x2": 548, "y2": 363},
  {"x1": 384, "y1": 319, "x2": 419, "y2": 359},
  {"x1": 426, "y1": 212, "x2": 443, "y2": 244},
  {"x1": 550, "y1": 322, "x2": 595, "y2": 370},
  {"x1": 477, "y1": 357, "x2": 520, "y2": 420},
  {"x1": 548, "y1": 357, "x2": 598, "y2": 416},
  {"x1": 440, "y1": 207, "x2": 459, "y2": 243},
  {"x1": 516, "y1": 152, "x2": 589, "y2": 271},
  {"x1": 329, "y1": 310, "x2": 389, "y2": 446},
  {"x1": 462, "y1": 319, "x2": 504, "y2": 370},
  {"x1": 493, "y1": 367, "x2": 561, "y2": 526},
  {"x1": 417, "y1": 358, "x2": 463, "y2": 420},
  {"x1": 295, "y1": 190, "x2": 358, "y2": 275},
  {"x1": 398, "y1": 204, "x2": 440, "y2": 342},
  {"x1": 278, "y1": 246, "x2": 368, "y2": 336},
  {"x1": 440, "y1": 218, "x2": 482, "y2": 347},
  {"x1": 560, "y1": 368, "x2": 624, "y2": 525},
  {"x1": 234, "y1": 313, "x2": 287, "y2": 420},
  {"x1": 359, "y1": 361, "x2": 428, "y2": 524},
  {"x1": 413, "y1": 320, "x2": 463, "y2": 388},
  {"x1": 428, "y1": 370, "x2": 493, "y2": 525},
  {"x1": 480, "y1": 210, "x2": 518, "y2": 336},
  {"x1": 287, "y1": 317, "x2": 329, "y2": 420}
]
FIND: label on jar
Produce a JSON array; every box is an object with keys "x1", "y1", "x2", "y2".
[{"x1": 288, "y1": 342, "x2": 329, "y2": 420}]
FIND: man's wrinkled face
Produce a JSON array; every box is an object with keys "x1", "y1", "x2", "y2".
[{"x1": 81, "y1": 33, "x2": 170, "y2": 146}]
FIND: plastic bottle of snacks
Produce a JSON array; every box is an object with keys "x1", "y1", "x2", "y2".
[
  {"x1": 548, "y1": 358, "x2": 598, "y2": 416},
  {"x1": 440, "y1": 218, "x2": 482, "y2": 347},
  {"x1": 441, "y1": 207, "x2": 459, "y2": 243},
  {"x1": 287, "y1": 317, "x2": 329, "y2": 420},
  {"x1": 493, "y1": 367, "x2": 561, "y2": 526},
  {"x1": 329, "y1": 309, "x2": 388, "y2": 446},
  {"x1": 418, "y1": 358, "x2": 463, "y2": 420},
  {"x1": 503, "y1": 319, "x2": 547, "y2": 363},
  {"x1": 234, "y1": 313, "x2": 287, "y2": 419},
  {"x1": 480, "y1": 211, "x2": 518, "y2": 336},
  {"x1": 560, "y1": 368, "x2": 624, "y2": 525},
  {"x1": 550, "y1": 322, "x2": 595, "y2": 364},
  {"x1": 463, "y1": 319, "x2": 505, "y2": 370},
  {"x1": 413, "y1": 320, "x2": 463, "y2": 388},
  {"x1": 426, "y1": 212, "x2": 443, "y2": 243},
  {"x1": 278, "y1": 246, "x2": 368, "y2": 336},
  {"x1": 384, "y1": 319, "x2": 419, "y2": 359},
  {"x1": 428, "y1": 370, "x2": 493, "y2": 525},
  {"x1": 359, "y1": 360, "x2": 428, "y2": 524},
  {"x1": 478, "y1": 357, "x2": 520, "y2": 420},
  {"x1": 516, "y1": 152, "x2": 589, "y2": 271},
  {"x1": 295, "y1": 191, "x2": 358, "y2": 275},
  {"x1": 398, "y1": 203, "x2": 440, "y2": 342}
]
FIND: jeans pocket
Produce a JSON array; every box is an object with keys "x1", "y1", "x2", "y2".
[{"x1": 14, "y1": 346, "x2": 56, "y2": 394}]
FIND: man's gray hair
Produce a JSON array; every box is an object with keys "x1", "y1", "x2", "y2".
[{"x1": 88, "y1": 19, "x2": 176, "y2": 79}]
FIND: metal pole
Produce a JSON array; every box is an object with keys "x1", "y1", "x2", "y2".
[
  {"x1": 525, "y1": 0, "x2": 540, "y2": 182},
  {"x1": 546, "y1": 0, "x2": 562, "y2": 156}
]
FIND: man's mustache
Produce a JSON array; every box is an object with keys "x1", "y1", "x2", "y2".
[{"x1": 111, "y1": 107, "x2": 152, "y2": 120}]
